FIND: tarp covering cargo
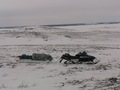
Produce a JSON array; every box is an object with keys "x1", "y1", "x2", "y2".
[{"x1": 32, "y1": 53, "x2": 53, "y2": 61}]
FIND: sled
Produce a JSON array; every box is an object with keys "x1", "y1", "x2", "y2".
[
  {"x1": 16, "y1": 59, "x2": 51, "y2": 63},
  {"x1": 16, "y1": 53, "x2": 53, "y2": 63}
]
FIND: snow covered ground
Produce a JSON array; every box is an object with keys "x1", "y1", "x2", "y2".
[{"x1": 0, "y1": 23, "x2": 120, "y2": 90}]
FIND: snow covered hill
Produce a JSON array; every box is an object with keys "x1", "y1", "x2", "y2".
[{"x1": 0, "y1": 23, "x2": 120, "y2": 90}]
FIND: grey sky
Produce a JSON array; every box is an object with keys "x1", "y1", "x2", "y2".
[{"x1": 0, "y1": 0, "x2": 120, "y2": 26}]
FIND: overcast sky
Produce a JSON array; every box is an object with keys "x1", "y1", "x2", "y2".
[{"x1": 0, "y1": 0, "x2": 120, "y2": 26}]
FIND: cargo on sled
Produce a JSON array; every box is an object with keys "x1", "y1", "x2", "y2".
[{"x1": 17, "y1": 53, "x2": 53, "y2": 63}]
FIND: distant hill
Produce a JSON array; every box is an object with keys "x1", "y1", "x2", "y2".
[
  {"x1": 0, "y1": 22, "x2": 120, "y2": 29},
  {"x1": 44, "y1": 22, "x2": 120, "y2": 27}
]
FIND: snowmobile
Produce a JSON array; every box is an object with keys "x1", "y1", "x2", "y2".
[{"x1": 60, "y1": 51, "x2": 98, "y2": 64}]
